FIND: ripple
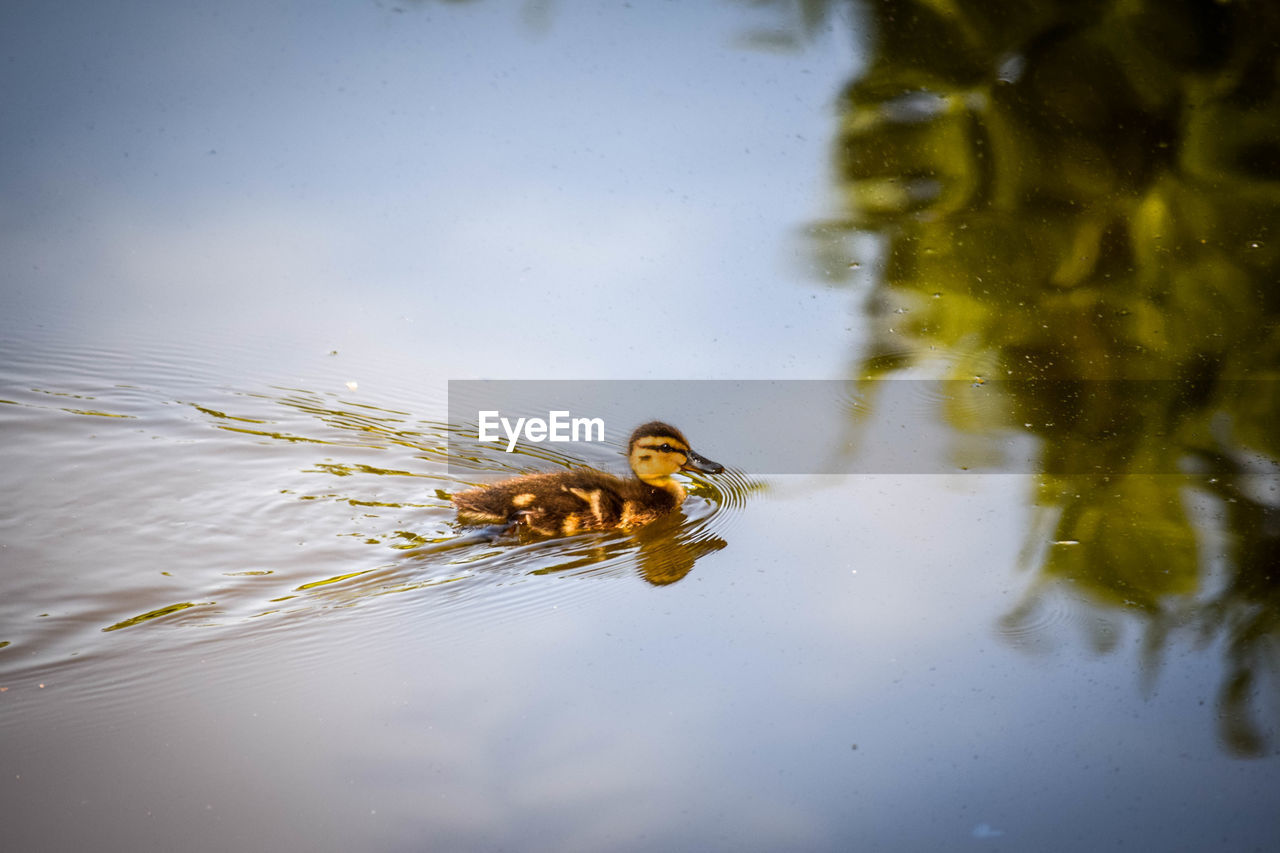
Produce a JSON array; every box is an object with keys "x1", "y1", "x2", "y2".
[
  {"x1": 1, "y1": 361, "x2": 749, "y2": 687},
  {"x1": 901, "y1": 378, "x2": 1002, "y2": 427},
  {"x1": 997, "y1": 578, "x2": 1107, "y2": 655}
]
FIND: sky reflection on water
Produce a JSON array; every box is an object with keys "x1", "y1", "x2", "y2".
[{"x1": 2, "y1": 0, "x2": 855, "y2": 382}]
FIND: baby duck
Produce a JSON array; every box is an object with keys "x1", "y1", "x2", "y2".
[{"x1": 453, "y1": 421, "x2": 724, "y2": 536}]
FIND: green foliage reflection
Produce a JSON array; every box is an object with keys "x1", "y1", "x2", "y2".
[{"x1": 821, "y1": 0, "x2": 1280, "y2": 755}]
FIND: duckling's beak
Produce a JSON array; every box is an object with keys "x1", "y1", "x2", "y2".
[{"x1": 681, "y1": 448, "x2": 724, "y2": 475}]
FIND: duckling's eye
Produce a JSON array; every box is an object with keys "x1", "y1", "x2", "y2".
[{"x1": 658, "y1": 444, "x2": 672, "y2": 452}]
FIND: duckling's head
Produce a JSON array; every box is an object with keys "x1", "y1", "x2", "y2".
[{"x1": 627, "y1": 422, "x2": 724, "y2": 495}]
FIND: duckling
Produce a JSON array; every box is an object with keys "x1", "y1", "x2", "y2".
[{"x1": 453, "y1": 421, "x2": 724, "y2": 536}]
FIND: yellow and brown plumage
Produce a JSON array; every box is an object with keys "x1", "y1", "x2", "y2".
[{"x1": 453, "y1": 421, "x2": 724, "y2": 536}]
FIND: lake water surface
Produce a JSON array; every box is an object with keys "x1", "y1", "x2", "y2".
[{"x1": 3, "y1": 2, "x2": 1279, "y2": 851}]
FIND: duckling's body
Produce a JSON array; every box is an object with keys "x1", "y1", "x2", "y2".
[
  {"x1": 454, "y1": 469, "x2": 681, "y2": 535},
  {"x1": 453, "y1": 421, "x2": 723, "y2": 537}
]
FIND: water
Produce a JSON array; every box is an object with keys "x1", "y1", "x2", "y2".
[{"x1": 4, "y1": 1, "x2": 1280, "y2": 851}]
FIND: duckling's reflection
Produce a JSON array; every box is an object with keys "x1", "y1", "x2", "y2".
[
  {"x1": 409, "y1": 508, "x2": 725, "y2": 587},
  {"x1": 526, "y1": 510, "x2": 727, "y2": 586}
]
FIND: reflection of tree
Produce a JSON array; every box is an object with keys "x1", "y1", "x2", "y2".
[
  {"x1": 818, "y1": 0, "x2": 1280, "y2": 755},
  {"x1": 732, "y1": 0, "x2": 849, "y2": 52}
]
